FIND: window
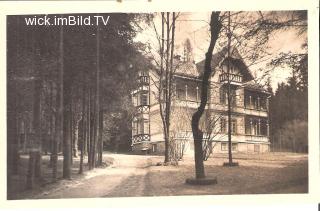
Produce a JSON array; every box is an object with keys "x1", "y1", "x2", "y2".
[
  {"x1": 251, "y1": 120, "x2": 257, "y2": 135},
  {"x1": 176, "y1": 80, "x2": 201, "y2": 102},
  {"x1": 152, "y1": 144, "x2": 157, "y2": 153},
  {"x1": 144, "y1": 119, "x2": 149, "y2": 134},
  {"x1": 135, "y1": 118, "x2": 149, "y2": 135},
  {"x1": 220, "y1": 118, "x2": 226, "y2": 133},
  {"x1": 260, "y1": 98, "x2": 267, "y2": 110},
  {"x1": 140, "y1": 92, "x2": 148, "y2": 105},
  {"x1": 232, "y1": 143, "x2": 238, "y2": 151},
  {"x1": 254, "y1": 144, "x2": 260, "y2": 153},
  {"x1": 231, "y1": 119, "x2": 237, "y2": 134},
  {"x1": 260, "y1": 120, "x2": 268, "y2": 136},
  {"x1": 230, "y1": 65, "x2": 234, "y2": 73},
  {"x1": 177, "y1": 87, "x2": 186, "y2": 100},
  {"x1": 132, "y1": 94, "x2": 138, "y2": 106},
  {"x1": 139, "y1": 120, "x2": 144, "y2": 134},
  {"x1": 245, "y1": 117, "x2": 268, "y2": 136},
  {"x1": 221, "y1": 143, "x2": 228, "y2": 151},
  {"x1": 187, "y1": 82, "x2": 198, "y2": 102},
  {"x1": 176, "y1": 82, "x2": 186, "y2": 101},
  {"x1": 132, "y1": 121, "x2": 137, "y2": 136},
  {"x1": 220, "y1": 86, "x2": 236, "y2": 105},
  {"x1": 220, "y1": 87, "x2": 227, "y2": 104},
  {"x1": 221, "y1": 143, "x2": 238, "y2": 151}
]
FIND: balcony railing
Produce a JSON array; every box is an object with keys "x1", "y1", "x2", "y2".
[
  {"x1": 219, "y1": 73, "x2": 242, "y2": 84},
  {"x1": 136, "y1": 105, "x2": 150, "y2": 113},
  {"x1": 138, "y1": 76, "x2": 149, "y2": 85},
  {"x1": 132, "y1": 134, "x2": 150, "y2": 143}
]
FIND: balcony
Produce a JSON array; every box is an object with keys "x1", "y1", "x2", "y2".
[
  {"x1": 138, "y1": 75, "x2": 149, "y2": 85},
  {"x1": 132, "y1": 134, "x2": 151, "y2": 144},
  {"x1": 209, "y1": 103, "x2": 268, "y2": 117},
  {"x1": 136, "y1": 105, "x2": 150, "y2": 113},
  {"x1": 219, "y1": 73, "x2": 242, "y2": 85}
]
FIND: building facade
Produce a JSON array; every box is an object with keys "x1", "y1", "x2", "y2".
[{"x1": 131, "y1": 48, "x2": 271, "y2": 154}]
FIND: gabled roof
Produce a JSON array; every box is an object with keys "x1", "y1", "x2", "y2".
[{"x1": 196, "y1": 47, "x2": 254, "y2": 81}]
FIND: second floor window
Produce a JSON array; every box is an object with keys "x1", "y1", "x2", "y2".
[
  {"x1": 140, "y1": 92, "x2": 148, "y2": 106},
  {"x1": 232, "y1": 143, "x2": 238, "y2": 151},
  {"x1": 176, "y1": 86, "x2": 186, "y2": 100},
  {"x1": 220, "y1": 86, "x2": 236, "y2": 106},
  {"x1": 220, "y1": 118, "x2": 226, "y2": 133},
  {"x1": 133, "y1": 118, "x2": 149, "y2": 135},
  {"x1": 244, "y1": 92, "x2": 267, "y2": 110},
  {"x1": 245, "y1": 117, "x2": 268, "y2": 136},
  {"x1": 220, "y1": 118, "x2": 237, "y2": 134},
  {"x1": 175, "y1": 78, "x2": 201, "y2": 102},
  {"x1": 231, "y1": 119, "x2": 237, "y2": 134}
]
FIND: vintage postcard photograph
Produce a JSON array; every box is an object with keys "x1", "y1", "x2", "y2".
[{"x1": 6, "y1": 10, "x2": 310, "y2": 201}]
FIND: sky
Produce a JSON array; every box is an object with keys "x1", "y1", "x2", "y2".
[{"x1": 135, "y1": 11, "x2": 307, "y2": 91}]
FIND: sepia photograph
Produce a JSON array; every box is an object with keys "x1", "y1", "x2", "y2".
[{"x1": 6, "y1": 11, "x2": 308, "y2": 200}]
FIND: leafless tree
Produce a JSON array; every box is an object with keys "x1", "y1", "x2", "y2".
[
  {"x1": 147, "y1": 12, "x2": 180, "y2": 163},
  {"x1": 191, "y1": 11, "x2": 222, "y2": 179}
]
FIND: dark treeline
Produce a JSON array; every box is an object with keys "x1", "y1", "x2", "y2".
[
  {"x1": 269, "y1": 53, "x2": 308, "y2": 153},
  {"x1": 7, "y1": 13, "x2": 149, "y2": 189}
]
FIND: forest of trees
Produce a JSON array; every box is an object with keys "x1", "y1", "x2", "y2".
[
  {"x1": 7, "y1": 13, "x2": 149, "y2": 189},
  {"x1": 268, "y1": 52, "x2": 308, "y2": 152}
]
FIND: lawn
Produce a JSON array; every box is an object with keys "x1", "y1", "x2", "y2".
[
  {"x1": 144, "y1": 152, "x2": 308, "y2": 196},
  {"x1": 7, "y1": 152, "x2": 308, "y2": 199}
]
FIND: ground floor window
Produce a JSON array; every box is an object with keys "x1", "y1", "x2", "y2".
[
  {"x1": 221, "y1": 143, "x2": 228, "y2": 151},
  {"x1": 220, "y1": 118, "x2": 226, "y2": 133},
  {"x1": 133, "y1": 118, "x2": 149, "y2": 135},
  {"x1": 231, "y1": 119, "x2": 237, "y2": 134},
  {"x1": 221, "y1": 142, "x2": 238, "y2": 151},
  {"x1": 232, "y1": 143, "x2": 238, "y2": 151},
  {"x1": 254, "y1": 144, "x2": 260, "y2": 152},
  {"x1": 132, "y1": 120, "x2": 137, "y2": 136},
  {"x1": 152, "y1": 144, "x2": 157, "y2": 153}
]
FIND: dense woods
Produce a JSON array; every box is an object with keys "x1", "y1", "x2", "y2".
[
  {"x1": 268, "y1": 53, "x2": 308, "y2": 152},
  {"x1": 7, "y1": 14, "x2": 149, "y2": 189}
]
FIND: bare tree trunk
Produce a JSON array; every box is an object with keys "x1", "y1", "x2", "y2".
[
  {"x1": 70, "y1": 97, "x2": 74, "y2": 164},
  {"x1": 53, "y1": 29, "x2": 64, "y2": 179},
  {"x1": 226, "y1": 11, "x2": 234, "y2": 165},
  {"x1": 49, "y1": 81, "x2": 54, "y2": 167},
  {"x1": 94, "y1": 23, "x2": 100, "y2": 167},
  {"x1": 191, "y1": 12, "x2": 222, "y2": 179},
  {"x1": 164, "y1": 12, "x2": 171, "y2": 163},
  {"x1": 79, "y1": 82, "x2": 86, "y2": 174},
  {"x1": 52, "y1": 26, "x2": 64, "y2": 181},
  {"x1": 7, "y1": 16, "x2": 19, "y2": 176},
  {"x1": 32, "y1": 30, "x2": 42, "y2": 179},
  {"x1": 62, "y1": 89, "x2": 72, "y2": 179},
  {"x1": 97, "y1": 110, "x2": 103, "y2": 165},
  {"x1": 168, "y1": 12, "x2": 176, "y2": 161},
  {"x1": 62, "y1": 23, "x2": 72, "y2": 179},
  {"x1": 87, "y1": 89, "x2": 91, "y2": 166},
  {"x1": 89, "y1": 89, "x2": 95, "y2": 169},
  {"x1": 26, "y1": 152, "x2": 36, "y2": 189},
  {"x1": 7, "y1": 77, "x2": 19, "y2": 177}
]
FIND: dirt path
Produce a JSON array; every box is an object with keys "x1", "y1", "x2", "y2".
[
  {"x1": 32, "y1": 154, "x2": 154, "y2": 199},
  {"x1": 14, "y1": 152, "x2": 307, "y2": 199}
]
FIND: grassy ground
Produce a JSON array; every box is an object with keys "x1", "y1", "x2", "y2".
[
  {"x1": 7, "y1": 152, "x2": 308, "y2": 199},
  {"x1": 143, "y1": 152, "x2": 308, "y2": 196}
]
